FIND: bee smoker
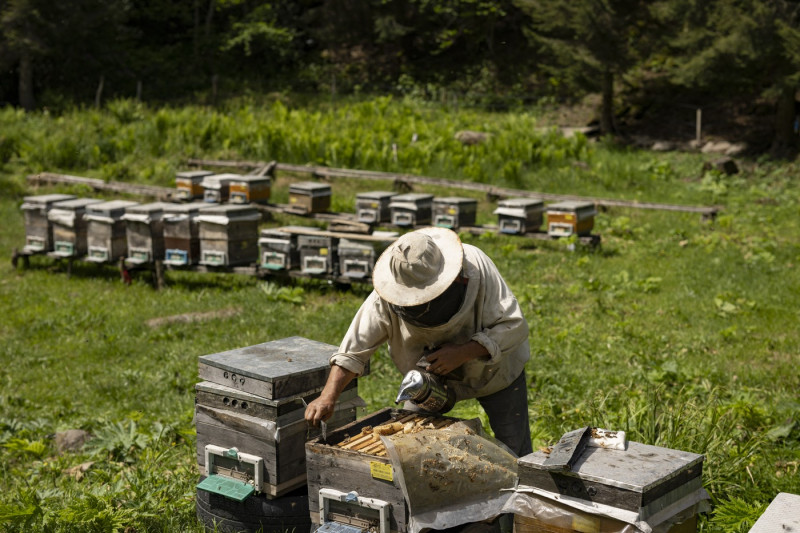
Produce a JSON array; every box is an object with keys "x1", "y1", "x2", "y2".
[{"x1": 395, "y1": 369, "x2": 456, "y2": 414}]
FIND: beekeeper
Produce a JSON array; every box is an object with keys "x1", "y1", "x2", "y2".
[{"x1": 305, "y1": 226, "x2": 532, "y2": 456}]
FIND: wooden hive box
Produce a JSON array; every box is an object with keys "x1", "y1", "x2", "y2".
[
  {"x1": 298, "y1": 233, "x2": 338, "y2": 275},
  {"x1": 306, "y1": 407, "x2": 479, "y2": 533},
  {"x1": 546, "y1": 201, "x2": 597, "y2": 237},
  {"x1": 288, "y1": 182, "x2": 332, "y2": 214},
  {"x1": 85, "y1": 200, "x2": 140, "y2": 263},
  {"x1": 196, "y1": 204, "x2": 261, "y2": 266},
  {"x1": 229, "y1": 175, "x2": 272, "y2": 205},
  {"x1": 356, "y1": 191, "x2": 397, "y2": 224},
  {"x1": 162, "y1": 202, "x2": 213, "y2": 266},
  {"x1": 433, "y1": 196, "x2": 478, "y2": 229},
  {"x1": 748, "y1": 492, "x2": 800, "y2": 533},
  {"x1": 258, "y1": 226, "x2": 311, "y2": 271},
  {"x1": 338, "y1": 238, "x2": 376, "y2": 280},
  {"x1": 20, "y1": 194, "x2": 77, "y2": 252},
  {"x1": 389, "y1": 193, "x2": 433, "y2": 228},
  {"x1": 493, "y1": 197, "x2": 544, "y2": 235},
  {"x1": 175, "y1": 170, "x2": 214, "y2": 201},
  {"x1": 202, "y1": 173, "x2": 240, "y2": 204},
  {"x1": 518, "y1": 441, "x2": 704, "y2": 518},
  {"x1": 195, "y1": 385, "x2": 363, "y2": 498},
  {"x1": 122, "y1": 202, "x2": 168, "y2": 264},
  {"x1": 47, "y1": 198, "x2": 104, "y2": 257}
]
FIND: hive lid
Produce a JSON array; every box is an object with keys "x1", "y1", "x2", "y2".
[
  {"x1": 196, "y1": 204, "x2": 261, "y2": 223},
  {"x1": 85, "y1": 200, "x2": 140, "y2": 217},
  {"x1": 497, "y1": 197, "x2": 544, "y2": 209},
  {"x1": 230, "y1": 174, "x2": 271, "y2": 184},
  {"x1": 546, "y1": 200, "x2": 596, "y2": 212},
  {"x1": 519, "y1": 441, "x2": 703, "y2": 494},
  {"x1": 49, "y1": 198, "x2": 103, "y2": 211},
  {"x1": 176, "y1": 170, "x2": 215, "y2": 180},
  {"x1": 748, "y1": 493, "x2": 800, "y2": 533},
  {"x1": 289, "y1": 181, "x2": 332, "y2": 192},
  {"x1": 21, "y1": 194, "x2": 77, "y2": 210},
  {"x1": 163, "y1": 202, "x2": 213, "y2": 216},
  {"x1": 433, "y1": 196, "x2": 477, "y2": 205},
  {"x1": 357, "y1": 190, "x2": 398, "y2": 200},
  {"x1": 391, "y1": 193, "x2": 434, "y2": 203},
  {"x1": 202, "y1": 173, "x2": 241, "y2": 188}
]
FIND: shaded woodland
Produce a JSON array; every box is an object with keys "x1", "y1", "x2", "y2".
[{"x1": 3, "y1": 0, "x2": 800, "y2": 156}]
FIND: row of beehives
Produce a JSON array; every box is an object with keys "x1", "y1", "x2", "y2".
[
  {"x1": 194, "y1": 336, "x2": 710, "y2": 533},
  {"x1": 176, "y1": 169, "x2": 598, "y2": 238}
]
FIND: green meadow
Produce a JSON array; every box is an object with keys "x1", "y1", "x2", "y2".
[{"x1": 0, "y1": 97, "x2": 798, "y2": 532}]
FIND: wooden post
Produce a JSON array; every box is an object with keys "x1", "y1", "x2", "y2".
[
  {"x1": 136, "y1": 80, "x2": 142, "y2": 101},
  {"x1": 211, "y1": 74, "x2": 218, "y2": 104},
  {"x1": 95, "y1": 76, "x2": 104, "y2": 108},
  {"x1": 696, "y1": 108, "x2": 702, "y2": 144}
]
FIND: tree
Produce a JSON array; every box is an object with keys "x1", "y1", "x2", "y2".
[{"x1": 516, "y1": 0, "x2": 668, "y2": 134}]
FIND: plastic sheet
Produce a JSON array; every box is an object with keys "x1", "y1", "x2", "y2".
[{"x1": 382, "y1": 422, "x2": 517, "y2": 533}]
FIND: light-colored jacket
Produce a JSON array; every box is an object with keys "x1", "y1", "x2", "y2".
[{"x1": 330, "y1": 243, "x2": 530, "y2": 400}]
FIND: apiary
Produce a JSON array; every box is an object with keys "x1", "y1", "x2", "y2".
[
  {"x1": 433, "y1": 196, "x2": 478, "y2": 229},
  {"x1": 546, "y1": 200, "x2": 597, "y2": 237},
  {"x1": 288, "y1": 182, "x2": 332, "y2": 214},
  {"x1": 306, "y1": 408, "x2": 481, "y2": 533},
  {"x1": 20, "y1": 194, "x2": 77, "y2": 252},
  {"x1": 516, "y1": 439, "x2": 705, "y2": 531},
  {"x1": 202, "y1": 173, "x2": 240, "y2": 204},
  {"x1": 195, "y1": 337, "x2": 366, "y2": 499},
  {"x1": 47, "y1": 198, "x2": 103, "y2": 257},
  {"x1": 162, "y1": 202, "x2": 212, "y2": 266},
  {"x1": 258, "y1": 226, "x2": 309, "y2": 271},
  {"x1": 175, "y1": 170, "x2": 214, "y2": 201},
  {"x1": 389, "y1": 193, "x2": 433, "y2": 227},
  {"x1": 493, "y1": 197, "x2": 545, "y2": 235},
  {"x1": 196, "y1": 204, "x2": 261, "y2": 267},
  {"x1": 298, "y1": 233, "x2": 338, "y2": 275},
  {"x1": 121, "y1": 202, "x2": 167, "y2": 264},
  {"x1": 356, "y1": 191, "x2": 397, "y2": 224},
  {"x1": 229, "y1": 175, "x2": 272, "y2": 204},
  {"x1": 85, "y1": 200, "x2": 140, "y2": 263}
]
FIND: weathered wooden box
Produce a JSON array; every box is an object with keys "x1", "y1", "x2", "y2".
[
  {"x1": 162, "y1": 202, "x2": 212, "y2": 266},
  {"x1": 196, "y1": 395, "x2": 363, "y2": 498},
  {"x1": 229, "y1": 175, "x2": 271, "y2": 204},
  {"x1": 175, "y1": 170, "x2": 214, "y2": 201},
  {"x1": 298, "y1": 233, "x2": 338, "y2": 275},
  {"x1": 518, "y1": 441, "x2": 704, "y2": 516},
  {"x1": 122, "y1": 202, "x2": 167, "y2": 264},
  {"x1": 202, "y1": 173, "x2": 240, "y2": 204},
  {"x1": 356, "y1": 191, "x2": 397, "y2": 224},
  {"x1": 85, "y1": 200, "x2": 140, "y2": 263},
  {"x1": 288, "y1": 182, "x2": 332, "y2": 214},
  {"x1": 197, "y1": 204, "x2": 261, "y2": 266},
  {"x1": 47, "y1": 198, "x2": 103, "y2": 257},
  {"x1": 433, "y1": 196, "x2": 478, "y2": 229},
  {"x1": 748, "y1": 492, "x2": 800, "y2": 533},
  {"x1": 338, "y1": 238, "x2": 376, "y2": 279},
  {"x1": 258, "y1": 227, "x2": 306, "y2": 271},
  {"x1": 389, "y1": 193, "x2": 433, "y2": 227},
  {"x1": 546, "y1": 200, "x2": 597, "y2": 237},
  {"x1": 20, "y1": 194, "x2": 77, "y2": 252},
  {"x1": 198, "y1": 336, "x2": 343, "y2": 400},
  {"x1": 493, "y1": 197, "x2": 544, "y2": 235},
  {"x1": 306, "y1": 408, "x2": 477, "y2": 533}
]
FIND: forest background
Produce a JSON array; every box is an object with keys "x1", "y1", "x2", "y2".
[{"x1": 4, "y1": 0, "x2": 800, "y2": 156}]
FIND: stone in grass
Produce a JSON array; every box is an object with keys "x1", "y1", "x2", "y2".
[{"x1": 55, "y1": 429, "x2": 91, "y2": 454}]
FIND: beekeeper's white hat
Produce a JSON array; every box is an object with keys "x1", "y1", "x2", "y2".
[{"x1": 372, "y1": 227, "x2": 463, "y2": 307}]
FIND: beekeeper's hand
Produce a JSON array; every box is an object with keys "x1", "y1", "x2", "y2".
[
  {"x1": 304, "y1": 364, "x2": 357, "y2": 426},
  {"x1": 424, "y1": 341, "x2": 488, "y2": 376}
]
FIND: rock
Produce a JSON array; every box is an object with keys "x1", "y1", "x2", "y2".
[
  {"x1": 725, "y1": 142, "x2": 748, "y2": 156},
  {"x1": 651, "y1": 141, "x2": 675, "y2": 152},
  {"x1": 701, "y1": 141, "x2": 733, "y2": 154},
  {"x1": 454, "y1": 130, "x2": 490, "y2": 145},
  {"x1": 702, "y1": 157, "x2": 739, "y2": 175},
  {"x1": 55, "y1": 429, "x2": 91, "y2": 453}
]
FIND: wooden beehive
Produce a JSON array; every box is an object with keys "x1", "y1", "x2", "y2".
[
  {"x1": 175, "y1": 170, "x2": 214, "y2": 201},
  {"x1": 162, "y1": 202, "x2": 212, "y2": 266},
  {"x1": 47, "y1": 198, "x2": 104, "y2": 257},
  {"x1": 229, "y1": 175, "x2": 271, "y2": 205},
  {"x1": 546, "y1": 201, "x2": 597, "y2": 237},
  {"x1": 20, "y1": 194, "x2": 77, "y2": 252},
  {"x1": 258, "y1": 226, "x2": 309, "y2": 271},
  {"x1": 748, "y1": 493, "x2": 800, "y2": 533},
  {"x1": 518, "y1": 441, "x2": 704, "y2": 517},
  {"x1": 493, "y1": 197, "x2": 544, "y2": 235},
  {"x1": 298, "y1": 233, "x2": 338, "y2": 275},
  {"x1": 288, "y1": 182, "x2": 332, "y2": 214},
  {"x1": 85, "y1": 200, "x2": 140, "y2": 263},
  {"x1": 389, "y1": 193, "x2": 433, "y2": 227},
  {"x1": 202, "y1": 173, "x2": 240, "y2": 204},
  {"x1": 356, "y1": 191, "x2": 397, "y2": 224},
  {"x1": 338, "y1": 238, "x2": 376, "y2": 279},
  {"x1": 196, "y1": 204, "x2": 261, "y2": 267},
  {"x1": 433, "y1": 196, "x2": 478, "y2": 229},
  {"x1": 306, "y1": 408, "x2": 477, "y2": 533},
  {"x1": 122, "y1": 202, "x2": 167, "y2": 264}
]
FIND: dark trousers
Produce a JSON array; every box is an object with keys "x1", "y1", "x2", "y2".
[{"x1": 478, "y1": 371, "x2": 533, "y2": 457}]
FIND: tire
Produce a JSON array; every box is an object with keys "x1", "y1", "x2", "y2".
[{"x1": 196, "y1": 479, "x2": 311, "y2": 533}]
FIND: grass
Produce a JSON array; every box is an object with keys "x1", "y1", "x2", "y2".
[{"x1": 0, "y1": 96, "x2": 799, "y2": 532}]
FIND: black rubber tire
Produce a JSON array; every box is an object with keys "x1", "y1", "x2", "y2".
[{"x1": 196, "y1": 480, "x2": 311, "y2": 533}]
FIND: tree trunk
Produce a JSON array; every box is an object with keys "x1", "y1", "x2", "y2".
[
  {"x1": 600, "y1": 69, "x2": 614, "y2": 135},
  {"x1": 18, "y1": 50, "x2": 35, "y2": 111},
  {"x1": 770, "y1": 84, "x2": 797, "y2": 158}
]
